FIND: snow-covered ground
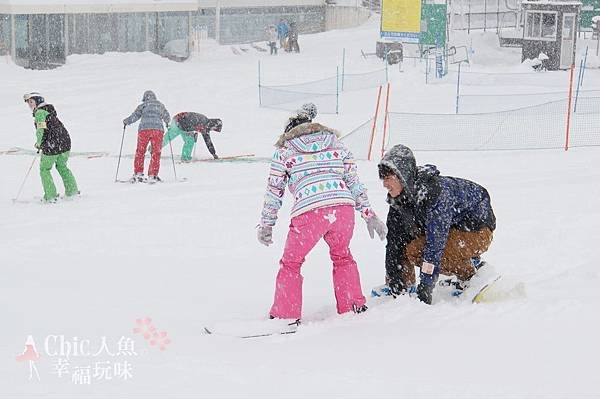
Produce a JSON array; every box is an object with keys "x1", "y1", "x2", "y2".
[{"x1": 1, "y1": 16, "x2": 599, "y2": 399}]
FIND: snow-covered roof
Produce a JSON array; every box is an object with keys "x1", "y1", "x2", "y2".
[
  {"x1": 0, "y1": 0, "x2": 200, "y2": 14},
  {"x1": 0, "y1": 0, "x2": 325, "y2": 13},
  {"x1": 0, "y1": 0, "x2": 326, "y2": 14}
]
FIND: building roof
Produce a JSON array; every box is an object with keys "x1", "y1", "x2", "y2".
[
  {"x1": 0, "y1": 0, "x2": 325, "y2": 13},
  {"x1": 0, "y1": 0, "x2": 200, "y2": 14}
]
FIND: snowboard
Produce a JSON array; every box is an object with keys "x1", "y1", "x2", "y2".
[
  {"x1": 370, "y1": 274, "x2": 506, "y2": 304},
  {"x1": 202, "y1": 326, "x2": 298, "y2": 339},
  {"x1": 471, "y1": 276, "x2": 502, "y2": 303},
  {"x1": 202, "y1": 319, "x2": 300, "y2": 339}
]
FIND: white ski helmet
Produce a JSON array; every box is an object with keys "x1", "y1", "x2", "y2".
[
  {"x1": 23, "y1": 92, "x2": 45, "y2": 106},
  {"x1": 300, "y1": 103, "x2": 317, "y2": 120}
]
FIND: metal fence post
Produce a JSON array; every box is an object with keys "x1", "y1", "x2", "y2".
[
  {"x1": 258, "y1": 60, "x2": 262, "y2": 106},
  {"x1": 455, "y1": 62, "x2": 462, "y2": 114}
]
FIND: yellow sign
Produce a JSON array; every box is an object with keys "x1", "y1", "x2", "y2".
[{"x1": 381, "y1": 0, "x2": 422, "y2": 41}]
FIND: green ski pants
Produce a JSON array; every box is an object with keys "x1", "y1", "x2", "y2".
[
  {"x1": 40, "y1": 151, "x2": 79, "y2": 201},
  {"x1": 163, "y1": 124, "x2": 195, "y2": 161}
]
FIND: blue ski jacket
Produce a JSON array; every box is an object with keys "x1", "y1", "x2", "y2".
[{"x1": 380, "y1": 145, "x2": 496, "y2": 286}]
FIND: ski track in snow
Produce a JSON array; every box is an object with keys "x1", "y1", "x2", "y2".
[{"x1": 1, "y1": 16, "x2": 599, "y2": 399}]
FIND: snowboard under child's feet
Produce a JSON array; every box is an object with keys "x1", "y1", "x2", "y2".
[{"x1": 202, "y1": 317, "x2": 301, "y2": 338}]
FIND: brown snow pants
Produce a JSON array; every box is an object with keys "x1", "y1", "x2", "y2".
[{"x1": 399, "y1": 228, "x2": 494, "y2": 286}]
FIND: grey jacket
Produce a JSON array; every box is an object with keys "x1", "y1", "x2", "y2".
[{"x1": 123, "y1": 91, "x2": 170, "y2": 133}]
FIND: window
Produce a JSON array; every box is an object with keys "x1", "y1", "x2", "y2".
[
  {"x1": 525, "y1": 10, "x2": 557, "y2": 40},
  {"x1": 0, "y1": 15, "x2": 10, "y2": 55}
]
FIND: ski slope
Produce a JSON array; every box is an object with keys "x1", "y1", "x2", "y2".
[{"x1": 1, "y1": 16, "x2": 599, "y2": 399}]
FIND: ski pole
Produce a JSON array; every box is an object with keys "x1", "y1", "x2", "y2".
[
  {"x1": 115, "y1": 124, "x2": 126, "y2": 182},
  {"x1": 168, "y1": 133, "x2": 177, "y2": 180},
  {"x1": 13, "y1": 152, "x2": 39, "y2": 203}
]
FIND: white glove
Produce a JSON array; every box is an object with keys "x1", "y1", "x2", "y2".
[
  {"x1": 365, "y1": 214, "x2": 387, "y2": 241},
  {"x1": 257, "y1": 225, "x2": 273, "y2": 246}
]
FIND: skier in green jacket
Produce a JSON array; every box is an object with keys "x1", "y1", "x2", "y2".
[{"x1": 24, "y1": 92, "x2": 79, "y2": 202}]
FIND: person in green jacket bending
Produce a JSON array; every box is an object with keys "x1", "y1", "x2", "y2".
[{"x1": 24, "y1": 92, "x2": 79, "y2": 202}]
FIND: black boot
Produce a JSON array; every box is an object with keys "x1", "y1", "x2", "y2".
[
  {"x1": 388, "y1": 280, "x2": 408, "y2": 297},
  {"x1": 416, "y1": 283, "x2": 434, "y2": 305},
  {"x1": 352, "y1": 304, "x2": 368, "y2": 314}
]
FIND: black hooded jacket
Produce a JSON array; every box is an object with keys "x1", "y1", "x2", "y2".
[
  {"x1": 380, "y1": 145, "x2": 496, "y2": 285},
  {"x1": 34, "y1": 104, "x2": 71, "y2": 156}
]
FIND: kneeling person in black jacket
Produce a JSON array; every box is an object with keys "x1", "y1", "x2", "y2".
[{"x1": 379, "y1": 145, "x2": 496, "y2": 304}]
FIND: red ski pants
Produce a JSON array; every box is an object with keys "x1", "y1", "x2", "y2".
[{"x1": 134, "y1": 129, "x2": 163, "y2": 176}]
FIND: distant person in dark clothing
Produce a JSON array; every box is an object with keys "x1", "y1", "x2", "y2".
[{"x1": 287, "y1": 21, "x2": 300, "y2": 53}]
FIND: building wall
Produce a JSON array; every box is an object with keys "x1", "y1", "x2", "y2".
[
  {"x1": 66, "y1": 12, "x2": 189, "y2": 55},
  {"x1": 218, "y1": 5, "x2": 325, "y2": 44},
  {"x1": 325, "y1": 5, "x2": 370, "y2": 31},
  {"x1": 0, "y1": 14, "x2": 10, "y2": 55},
  {"x1": 0, "y1": 3, "x2": 371, "y2": 68}
]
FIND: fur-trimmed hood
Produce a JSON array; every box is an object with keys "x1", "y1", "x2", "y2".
[{"x1": 275, "y1": 122, "x2": 341, "y2": 150}]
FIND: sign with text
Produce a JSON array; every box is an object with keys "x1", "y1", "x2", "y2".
[{"x1": 381, "y1": 0, "x2": 422, "y2": 42}]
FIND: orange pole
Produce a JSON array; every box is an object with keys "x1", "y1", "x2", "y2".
[
  {"x1": 565, "y1": 63, "x2": 575, "y2": 151},
  {"x1": 367, "y1": 85, "x2": 383, "y2": 161},
  {"x1": 381, "y1": 82, "x2": 391, "y2": 158}
]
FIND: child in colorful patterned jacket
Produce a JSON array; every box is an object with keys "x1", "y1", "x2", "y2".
[{"x1": 257, "y1": 105, "x2": 387, "y2": 322}]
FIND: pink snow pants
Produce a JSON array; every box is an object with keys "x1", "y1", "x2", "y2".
[
  {"x1": 134, "y1": 129, "x2": 163, "y2": 176},
  {"x1": 269, "y1": 205, "x2": 366, "y2": 320}
]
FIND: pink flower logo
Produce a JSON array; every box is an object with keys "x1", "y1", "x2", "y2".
[{"x1": 133, "y1": 317, "x2": 171, "y2": 351}]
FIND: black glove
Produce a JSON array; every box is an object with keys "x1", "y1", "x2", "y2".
[{"x1": 416, "y1": 283, "x2": 434, "y2": 305}]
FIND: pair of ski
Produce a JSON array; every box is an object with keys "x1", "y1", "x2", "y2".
[
  {"x1": 203, "y1": 326, "x2": 298, "y2": 339},
  {"x1": 12, "y1": 194, "x2": 81, "y2": 205},
  {"x1": 178, "y1": 153, "x2": 255, "y2": 164},
  {"x1": 116, "y1": 177, "x2": 188, "y2": 184}
]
